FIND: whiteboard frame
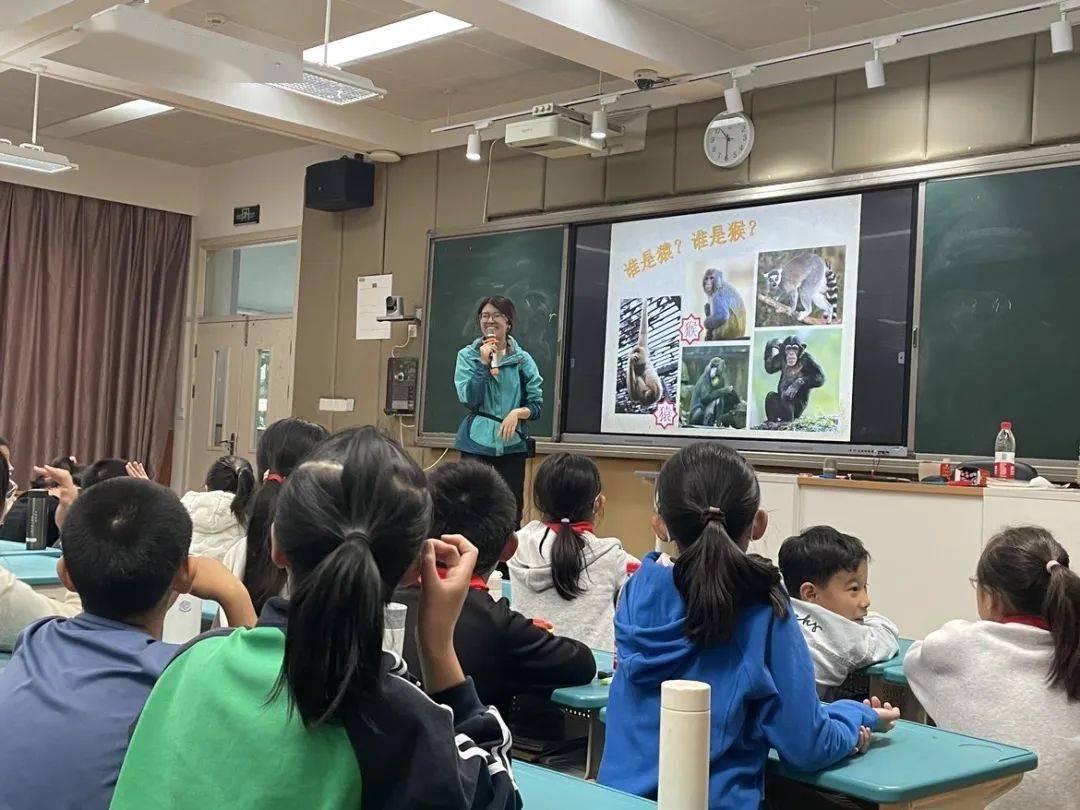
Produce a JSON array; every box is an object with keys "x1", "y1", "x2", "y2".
[
  {"x1": 418, "y1": 142, "x2": 1080, "y2": 479},
  {"x1": 416, "y1": 225, "x2": 570, "y2": 445}
]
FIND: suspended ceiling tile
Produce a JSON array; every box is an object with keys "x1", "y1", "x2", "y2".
[
  {"x1": 0, "y1": 71, "x2": 130, "y2": 131},
  {"x1": 169, "y1": 0, "x2": 415, "y2": 49}
]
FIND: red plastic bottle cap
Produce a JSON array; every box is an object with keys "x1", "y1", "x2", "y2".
[{"x1": 1001, "y1": 421, "x2": 1012, "y2": 430}]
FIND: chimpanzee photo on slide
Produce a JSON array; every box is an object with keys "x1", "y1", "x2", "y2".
[{"x1": 763, "y1": 335, "x2": 825, "y2": 423}]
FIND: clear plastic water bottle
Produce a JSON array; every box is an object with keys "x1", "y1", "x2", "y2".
[{"x1": 994, "y1": 421, "x2": 1016, "y2": 479}]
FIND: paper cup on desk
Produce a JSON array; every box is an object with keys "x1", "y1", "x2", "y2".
[{"x1": 383, "y1": 602, "x2": 407, "y2": 657}]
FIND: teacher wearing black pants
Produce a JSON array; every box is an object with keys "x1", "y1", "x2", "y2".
[{"x1": 454, "y1": 296, "x2": 543, "y2": 525}]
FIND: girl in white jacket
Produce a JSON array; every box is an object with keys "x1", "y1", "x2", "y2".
[
  {"x1": 905, "y1": 526, "x2": 1080, "y2": 810},
  {"x1": 181, "y1": 455, "x2": 254, "y2": 562},
  {"x1": 509, "y1": 453, "x2": 636, "y2": 651}
]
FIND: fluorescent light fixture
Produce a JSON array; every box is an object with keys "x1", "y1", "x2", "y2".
[
  {"x1": 1051, "y1": 14, "x2": 1074, "y2": 53},
  {"x1": 591, "y1": 108, "x2": 608, "y2": 140},
  {"x1": 76, "y1": 4, "x2": 302, "y2": 83},
  {"x1": 724, "y1": 81, "x2": 743, "y2": 114},
  {"x1": 466, "y1": 130, "x2": 482, "y2": 162},
  {"x1": 0, "y1": 140, "x2": 77, "y2": 174},
  {"x1": 269, "y1": 63, "x2": 386, "y2": 105},
  {"x1": 864, "y1": 50, "x2": 886, "y2": 88},
  {"x1": 43, "y1": 99, "x2": 173, "y2": 139},
  {"x1": 307, "y1": 11, "x2": 471, "y2": 66}
]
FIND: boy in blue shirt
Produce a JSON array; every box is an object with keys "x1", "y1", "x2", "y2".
[{"x1": 0, "y1": 475, "x2": 254, "y2": 810}]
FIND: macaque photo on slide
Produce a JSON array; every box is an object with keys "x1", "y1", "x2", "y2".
[{"x1": 687, "y1": 259, "x2": 753, "y2": 341}]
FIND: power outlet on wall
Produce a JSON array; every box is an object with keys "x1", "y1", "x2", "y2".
[{"x1": 408, "y1": 324, "x2": 418, "y2": 338}]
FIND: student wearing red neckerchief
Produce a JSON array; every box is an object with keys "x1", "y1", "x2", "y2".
[
  {"x1": 905, "y1": 527, "x2": 1080, "y2": 810},
  {"x1": 393, "y1": 459, "x2": 595, "y2": 709},
  {"x1": 509, "y1": 453, "x2": 637, "y2": 652}
]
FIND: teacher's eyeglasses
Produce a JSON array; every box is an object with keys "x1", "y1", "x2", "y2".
[{"x1": 480, "y1": 313, "x2": 507, "y2": 323}]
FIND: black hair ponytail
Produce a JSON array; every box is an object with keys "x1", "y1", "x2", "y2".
[
  {"x1": 205, "y1": 455, "x2": 255, "y2": 528},
  {"x1": 243, "y1": 418, "x2": 329, "y2": 614},
  {"x1": 276, "y1": 534, "x2": 385, "y2": 725},
  {"x1": 272, "y1": 426, "x2": 432, "y2": 727},
  {"x1": 978, "y1": 526, "x2": 1080, "y2": 700},
  {"x1": 534, "y1": 453, "x2": 602, "y2": 601},
  {"x1": 658, "y1": 443, "x2": 787, "y2": 647}
]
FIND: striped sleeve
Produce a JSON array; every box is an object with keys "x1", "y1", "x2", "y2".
[{"x1": 346, "y1": 675, "x2": 521, "y2": 810}]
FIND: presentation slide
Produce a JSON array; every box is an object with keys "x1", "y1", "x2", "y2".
[{"x1": 599, "y1": 195, "x2": 863, "y2": 441}]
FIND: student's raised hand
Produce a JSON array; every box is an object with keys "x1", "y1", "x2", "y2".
[
  {"x1": 180, "y1": 556, "x2": 256, "y2": 628},
  {"x1": 864, "y1": 696, "x2": 901, "y2": 732},
  {"x1": 417, "y1": 534, "x2": 477, "y2": 694},
  {"x1": 125, "y1": 461, "x2": 150, "y2": 480},
  {"x1": 33, "y1": 465, "x2": 79, "y2": 527}
]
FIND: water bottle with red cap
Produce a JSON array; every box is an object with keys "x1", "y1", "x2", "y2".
[{"x1": 994, "y1": 421, "x2": 1016, "y2": 479}]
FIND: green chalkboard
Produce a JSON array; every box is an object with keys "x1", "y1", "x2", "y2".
[
  {"x1": 916, "y1": 164, "x2": 1080, "y2": 460},
  {"x1": 420, "y1": 227, "x2": 566, "y2": 439}
]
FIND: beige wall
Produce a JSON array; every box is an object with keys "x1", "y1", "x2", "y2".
[{"x1": 293, "y1": 34, "x2": 1080, "y2": 555}]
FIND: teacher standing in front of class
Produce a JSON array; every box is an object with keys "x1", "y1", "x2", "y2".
[{"x1": 454, "y1": 295, "x2": 543, "y2": 525}]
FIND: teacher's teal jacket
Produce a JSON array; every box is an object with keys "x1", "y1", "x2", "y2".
[{"x1": 454, "y1": 336, "x2": 542, "y2": 456}]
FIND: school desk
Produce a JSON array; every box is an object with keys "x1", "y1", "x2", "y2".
[
  {"x1": 549, "y1": 649, "x2": 614, "y2": 780},
  {"x1": 597, "y1": 708, "x2": 1034, "y2": 808},
  {"x1": 768, "y1": 720, "x2": 1035, "y2": 808},
  {"x1": 0, "y1": 552, "x2": 68, "y2": 603},
  {"x1": 0, "y1": 651, "x2": 10, "y2": 675},
  {"x1": 0, "y1": 540, "x2": 60, "y2": 557},
  {"x1": 515, "y1": 762, "x2": 654, "y2": 809},
  {"x1": 882, "y1": 661, "x2": 927, "y2": 723}
]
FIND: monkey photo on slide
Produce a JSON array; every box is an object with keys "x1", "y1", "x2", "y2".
[
  {"x1": 762, "y1": 252, "x2": 839, "y2": 324},
  {"x1": 763, "y1": 336, "x2": 825, "y2": 423},
  {"x1": 701, "y1": 268, "x2": 747, "y2": 340},
  {"x1": 688, "y1": 357, "x2": 740, "y2": 426},
  {"x1": 627, "y1": 302, "x2": 667, "y2": 408}
]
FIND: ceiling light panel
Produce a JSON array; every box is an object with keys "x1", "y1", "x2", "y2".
[
  {"x1": 0, "y1": 141, "x2": 77, "y2": 173},
  {"x1": 306, "y1": 11, "x2": 471, "y2": 66},
  {"x1": 269, "y1": 64, "x2": 386, "y2": 105}
]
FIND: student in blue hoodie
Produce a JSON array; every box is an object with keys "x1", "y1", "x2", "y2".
[{"x1": 599, "y1": 443, "x2": 899, "y2": 807}]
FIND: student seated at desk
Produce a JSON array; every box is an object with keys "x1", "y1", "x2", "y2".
[
  {"x1": 221, "y1": 417, "x2": 328, "y2": 615},
  {"x1": 778, "y1": 526, "x2": 899, "y2": 701},
  {"x1": 0, "y1": 474, "x2": 255, "y2": 810},
  {"x1": 397, "y1": 459, "x2": 596, "y2": 707},
  {"x1": 510, "y1": 452, "x2": 636, "y2": 651},
  {"x1": 905, "y1": 526, "x2": 1080, "y2": 810},
  {"x1": 110, "y1": 427, "x2": 519, "y2": 810},
  {"x1": 599, "y1": 443, "x2": 898, "y2": 807},
  {"x1": 0, "y1": 454, "x2": 82, "y2": 547},
  {"x1": 179, "y1": 455, "x2": 254, "y2": 562}
]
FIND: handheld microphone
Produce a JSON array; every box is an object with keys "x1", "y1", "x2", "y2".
[{"x1": 485, "y1": 326, "x2": 500, "y2": 377}]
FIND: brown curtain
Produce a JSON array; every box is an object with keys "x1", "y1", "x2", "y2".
[{"x1": 0, "y1": 181, "x2": 190, "y2": 487}]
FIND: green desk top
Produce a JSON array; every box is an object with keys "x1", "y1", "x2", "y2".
[
  {"x1": 0, "y1": 540, "x2": 61, "y2": 557},
  {"x1": 515, "y1": 762, "x2": 654, "y2": 808},
  {"x1": 767, "y1": 720, "x2": 1036, "y2": 803},
  {"x1": 0, "y1": 553, "x2": 61, "y2": 586},
  {"x1": 550, "y1": 650, "x2": 614, "y2": 710},
  {"x1": 862, "y1": 638, "x2": 914, "y2": 677},
  {"x1": 0, "y1": 651, "x2": 10, "y2": 675},
  {"x1": 883, "y1": 661, "x2": 908, "y2": 686}
]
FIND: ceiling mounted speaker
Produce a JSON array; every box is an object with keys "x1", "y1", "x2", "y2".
[{"x1": 72, "y1": 4, "x2": 302, "y2": 83}]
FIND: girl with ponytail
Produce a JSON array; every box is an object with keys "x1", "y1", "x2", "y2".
[
  {"x1": 221, "y1": 417, "x2": 328, "y2": 614},
  {"x1": 906, "y1": 526, "x2": 1080, "y2": 809},
  {"x1": 599, "y1": 442, "x2": 897, "y2": 806},
  {"x1": 180, "y1": 455, "x2": 255, "y2": 562},
  {"x1": 111, "y1": 427, "x2": 520, "y2": 810},
  {"x1": 510, "y1": 453, "x2": 637, "y2": 650}
]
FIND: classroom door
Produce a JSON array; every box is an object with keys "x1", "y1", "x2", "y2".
[{"x1": 184, "y1": 317, "x2": 294, "y2": 490}]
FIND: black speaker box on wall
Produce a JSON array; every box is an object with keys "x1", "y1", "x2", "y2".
[{"x1": 305, "y1": 157, "x2": 375, "y2": 212}]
